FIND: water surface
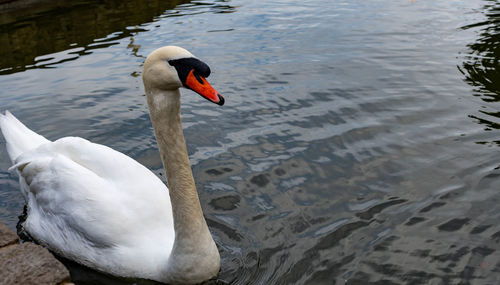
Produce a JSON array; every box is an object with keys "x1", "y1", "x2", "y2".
[{"x1": 0, "y1": 0, "x2": 499, "y2": 284}]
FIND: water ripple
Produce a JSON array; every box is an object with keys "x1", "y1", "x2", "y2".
[{"x1": 1, "y1": 0, "x2": 500, "y2": 284}]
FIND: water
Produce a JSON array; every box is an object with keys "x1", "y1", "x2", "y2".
[{"x1": 0, "y1": 0, "x2": 499, "y2": 284}]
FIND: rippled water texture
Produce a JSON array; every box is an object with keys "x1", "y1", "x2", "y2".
[{"x1": 1, "y1": 0, "x2": 500, "y2": 284}]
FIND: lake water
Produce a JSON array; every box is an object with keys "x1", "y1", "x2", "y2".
[{"x1": 1, "y1": 0, "x2": 499, "y2": 284}]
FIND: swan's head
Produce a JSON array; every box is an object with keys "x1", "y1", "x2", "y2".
[{"x1": 143, "y1": 46, "x2": 224, "y2": 106}]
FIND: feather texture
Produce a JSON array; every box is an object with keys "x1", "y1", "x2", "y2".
[{"x1": 2, "y1": 114, "x2": 175, "y2": 279}]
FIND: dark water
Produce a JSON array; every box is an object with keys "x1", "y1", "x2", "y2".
[{"x1": 1, "y1": 0, "x2": 500, "y2": 284}]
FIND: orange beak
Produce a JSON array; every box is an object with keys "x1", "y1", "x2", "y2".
[{"x1": 185, "y1": 69, "x2": 224, "y2": 106}]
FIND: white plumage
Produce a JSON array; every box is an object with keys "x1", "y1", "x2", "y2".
[
  {"x1": 1, "y1": 111, "x2": 174, "y2": 279},
  {"x1": 0, "y1": 46, "x2": 223, "y2": 284}
]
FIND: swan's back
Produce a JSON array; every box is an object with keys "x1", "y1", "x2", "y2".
[{"x1": 0, "y1": 111, "x2": 175, "y2": 280}]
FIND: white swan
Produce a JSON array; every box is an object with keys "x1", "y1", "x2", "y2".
[{"x1": 0, "y1": 46, "x2": 223, "y2": 284}]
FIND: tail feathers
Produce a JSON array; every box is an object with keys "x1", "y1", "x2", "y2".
[{"x1": 0, "y1": 111, "x2": 50, "y2": 162}]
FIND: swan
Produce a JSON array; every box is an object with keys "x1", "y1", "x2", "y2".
[{"x1": 0, "y1": 46, "x2": 223, "y2": 284}]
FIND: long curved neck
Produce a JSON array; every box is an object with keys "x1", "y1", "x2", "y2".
[
  {"x1": 145, "y1": 88, "x2": 220, "y2": 284},
  {"x1": 145, "y1": 87, "x2": 211, "y2": 241}
]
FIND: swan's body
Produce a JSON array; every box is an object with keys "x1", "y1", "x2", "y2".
[{"x1": 0, "y1": 46, "x2": 223, "y2": 284}]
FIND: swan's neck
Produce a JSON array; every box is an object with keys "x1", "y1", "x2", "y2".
[
  {"x1": 146, "y1": 88, "x2": 204, "y2": 237},
  {"x1": 145, "y1": 87, "x2": 219, "y2": 283}
]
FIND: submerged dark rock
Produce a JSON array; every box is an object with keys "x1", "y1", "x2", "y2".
[{"x1": 0, "y1": 220, "x2": 71, "y2": 285}]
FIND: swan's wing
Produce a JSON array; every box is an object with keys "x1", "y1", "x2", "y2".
[
  {"x1": 20, "y1": 154, "x2": 124, "y2": 250},
  {"x1": 12, "y1": 137, "x2": 174, "y2": 264}
]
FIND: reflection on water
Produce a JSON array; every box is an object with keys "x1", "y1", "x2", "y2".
[
  {"x1": 1, "y1": 0, "x2": 500, "y2": 284},
  {"x1": 459, "y1": 0, "x2": 500, "y2": 143},
  {"x1": 460, "y1": 0, "x2": 500, "y2": 101},
  {"x1": 0, "y1": 0, "x2": 237, "y2": 74},
  {"x1": 0, "y1": 0, "x2": 180, "y2": 74}
]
